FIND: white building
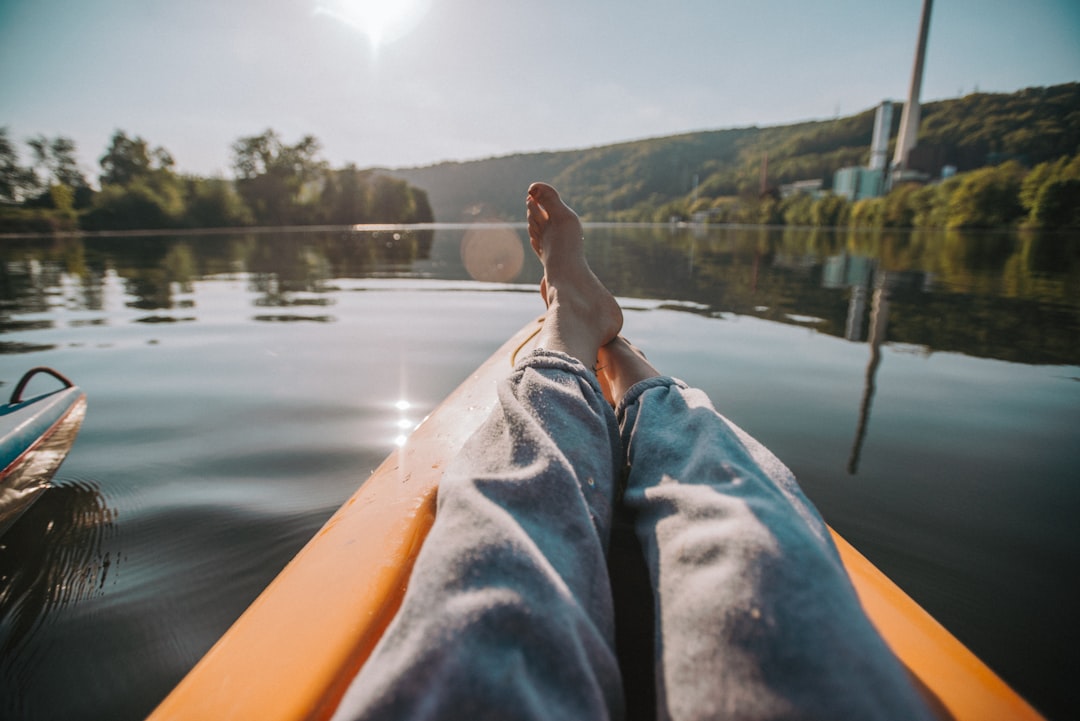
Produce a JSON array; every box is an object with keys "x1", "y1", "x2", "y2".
[{"x1": 833, "y1": 167, "x2": 887, "y2": 201}]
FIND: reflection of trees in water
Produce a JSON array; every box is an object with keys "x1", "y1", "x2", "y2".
[
  {"x1": 0, "y1": 477, "x2": 118, "y2": 664},
  {"x1": 1004, "y1": 232, "x2": 1080, "y2": 304},
  {"x1": 585, "y1": 225, "x2": 1080, "y2": 365},
  {"x1": 0, "y1": 227, "x2": 1075, "y2": 363},
  {"x1": 245, "y1": 237, "x2": 334, "y2": 298},
  {"x1": 123, "y1": 243, "x2": 198, "y2": 310},
  {"x1": 1, "y1": 228, "x2": 437, "y2": 318},
  {"x1": 235, "y1": 227, "x2": 436, "y2": 317},
  {"x1": 234, "y1": 229, "x2": 436, "y2": 305},
  {"x1": 0, "y1": 255, "x2": 66, "y2": 315}
]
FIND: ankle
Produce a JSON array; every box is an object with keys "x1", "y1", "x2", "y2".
[{"x1": 597, "y1": 338, "x2": 661, "y2": 405}]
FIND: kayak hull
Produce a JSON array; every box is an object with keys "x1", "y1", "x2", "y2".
[{"x1": 148, "y1": 319, "x2": 1043, "y2": 721}]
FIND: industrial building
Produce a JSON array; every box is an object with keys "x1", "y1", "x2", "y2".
[
  {"x1": 833, "y1": 0, "x2": 934, "y2": 200},
  {"x1": 833, "y1": 165, "x2": 887, "y2": 201}
]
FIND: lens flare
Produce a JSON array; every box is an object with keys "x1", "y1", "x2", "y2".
[
  {"x1": 315, "y1": 0, "x2": 430, "y2": 51},
  {"x1": 460, "y1": 224, "x2": 526, "y2": 283}
]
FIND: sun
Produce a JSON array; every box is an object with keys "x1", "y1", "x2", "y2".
[{"x1": 315, "y1": 0, "x2": 430, "y2": 51}]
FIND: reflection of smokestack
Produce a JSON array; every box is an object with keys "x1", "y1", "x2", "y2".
[
  {"x1": 892, "y1": 0, "x2": 933, "y2": 172},
  {"x1": 848, "y1": 277, "x2": 890, "y2": 475},
  {"x1": 869, "y1": 101, "x2": 893, "y2": 171}
]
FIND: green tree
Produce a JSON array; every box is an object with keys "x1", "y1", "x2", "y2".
[
  {"x1": 754, "y1": 197, "x2": 783, "y2": 225},
  {"x1": 1020, "y1": 153, "x2": 1080, "y2": 228},
  {"x1": 0, "y1": 127, "x2": 38, "y2": 202},
  {"x1": 411, "y1": 186, "x2": 434, "y2": 224},
  {"x1": 183, "y1": 177, "x2": 254, "y2": 228},
  {"x1": 810, "y1": 193, "x2": 849, "y2": 227},
  {"x1": 320, "y1": 164, "x2": 372, "y2": 224},
  {"x1": 910, "y1": 180, "x2": 956, "y2": 228},
  {"x1": 1029, "y1": 178, "x2": 1080, "y2": 228},
  {"x1": 370, "y1": 174, "x2": 432, "y2": 223},
  {"x1": 945, "y1": 161, "x2": 1025, "y2": 229},
  {"x1": 48, "y1": 183, "x2": 76, "y2": 219},
  {"x1": 780, "y1": 192, "x2": 814, "y2": 226},
  {"x1": 882, "y1": 183, "x2": 922, "y2": 227},
  {"x1": 28, "y1": 134, "x2": 87, "y2": 191},
  {"x1": 1019, "y1": 159, "x2": 1059, "y2": 213},
  {"x1": 82, "y1": 177, "x2": 185, "y2": 230},
  {"x1": 231, "y1": 129, "x2": 327, "y2": 225},
  {"x1": 99, "y1": 130, "x2": 173, "y2": 186},
  {"x1": 849, "y1": 197, "x2": 885, "y2": 228},
  {"x1": 86, "y1": 130, "x2": 185, "y2": 230}
]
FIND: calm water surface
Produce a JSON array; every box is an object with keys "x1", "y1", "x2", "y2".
[{"x1": 1, "y1": 225, "x2": 1078, "y2": 720}]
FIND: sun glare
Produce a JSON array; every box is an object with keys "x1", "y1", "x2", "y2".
[{"x1": 315, "y1": 0, "x2": 429, "y2": 50}]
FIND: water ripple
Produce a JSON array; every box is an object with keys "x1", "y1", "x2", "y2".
[{"x1": 0, "y1": 477, "x2": 118, "y2": 669}]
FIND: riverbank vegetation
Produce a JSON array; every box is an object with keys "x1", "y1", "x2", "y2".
[
  {"x1": 568, "y1": 83, "x2": 1080, "y2": 230},
  {"x1": 689, "y1": 153, "x2": 1080, "y2": 231},
  {"x1": 0, "y1": 128, "x2": 433, "y2": 234},
  {"x1": 4, "y1": 83, "x2": 1077, "y2": 233},
  {"x1": 390, "y1": 82, "x2": 1080, "y2": 230}
]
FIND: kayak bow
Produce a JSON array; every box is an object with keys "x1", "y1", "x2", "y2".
[
  {"x1": 0, "y1": 367, "x2": 87, "y2": 535},
  {"x1": 148, "y1": 320, "x2": 1044, "y2": 721}
]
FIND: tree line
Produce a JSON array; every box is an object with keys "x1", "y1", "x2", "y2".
[
  {"x1": 390, "y1": 82, "x2": 1080, "y2": 229},
  {"x1": 581, "y1": 83, "x2": 1080, "y2": 229},
  {"x1": 675, "y1": 153, "x2": 1080, "y2": 230},
  {"x1": 0, "y1": 128, "x2": 434, "y2": 233},
  {"x1": 5, "y1": 83, "x2": 1078, "y2": 233}
]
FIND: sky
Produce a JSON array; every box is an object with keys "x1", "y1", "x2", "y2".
[{"x1": 2, "y1": 0, "x2": 1078, "y2": 182}]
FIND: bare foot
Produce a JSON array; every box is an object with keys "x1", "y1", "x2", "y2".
[
  {"x1": 526, "y1": 183, "x2": 622, "y2": 368},
  {"x1": 596, "y1": 336, "x2": 661, "y2": 407}
]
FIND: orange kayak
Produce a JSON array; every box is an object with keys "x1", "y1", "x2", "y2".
[{"x1": 148, "y1": 319, "x2": 1044, "y2": 721}]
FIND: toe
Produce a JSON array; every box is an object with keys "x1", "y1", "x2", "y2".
[
  {"x1": 526, "y1": 197, "x2": 546, "y2": 254},
  {"x1": 527, "y1": 182, "x2": 563, "y2": 211},
  {"x1": 527, "y1": 182, "x2": 552, "y2": 199}
]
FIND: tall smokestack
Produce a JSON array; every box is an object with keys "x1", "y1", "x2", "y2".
[
  {"x1": 892, "y1": 0, "x2": 933, "y2": 173},
  {"x1": 869, "y1": 101, "x2": 893, "y2": 171}
]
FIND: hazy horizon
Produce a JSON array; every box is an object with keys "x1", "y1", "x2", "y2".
[{"x1": 3, "y1": 0, "x2": 1078, "y2": 180}]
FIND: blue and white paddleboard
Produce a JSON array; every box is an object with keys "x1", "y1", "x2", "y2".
[{"x1": 0, "y1": 368, "x2": 87, "y2": 535}]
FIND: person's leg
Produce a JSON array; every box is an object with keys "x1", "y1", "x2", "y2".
[
  {"x1": 600, "y1": 339, "x2": 935, "y2": 721},
  {"x1": 527, "y1": 182, "x2": 623, "y2": 364},
  {"x1": 332, "y1": 184, "x2": 626, "y2": 721}
]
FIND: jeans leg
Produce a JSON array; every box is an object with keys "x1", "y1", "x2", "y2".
[
  {"x1": 617, "y1": 377, "x2": 933, "y2": 721},
  {"x1": 333, "y1": 350, "x2": 625, "y2": 721}
]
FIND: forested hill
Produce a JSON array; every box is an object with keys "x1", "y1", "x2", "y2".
[{"x1": 386, "y1": 82, "x2": 1080, "y2": 223}]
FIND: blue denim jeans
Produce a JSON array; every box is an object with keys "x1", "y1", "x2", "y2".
[{"x1": 332, "y1": 350, "x2": 932, "y2": 721}]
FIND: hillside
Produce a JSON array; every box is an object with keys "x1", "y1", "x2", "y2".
[{"x1": 386, "y1": 82, "x2": 1080, "y2": 223}]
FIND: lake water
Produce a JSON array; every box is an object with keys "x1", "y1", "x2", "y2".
[{"x1": 1, "y1": 224, "x2": 1078, "y2": 720}]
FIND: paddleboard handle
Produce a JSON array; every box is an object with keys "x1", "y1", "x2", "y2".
[{"x1": 9, "y1": 367, "x2": 76, "y2": 404}]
